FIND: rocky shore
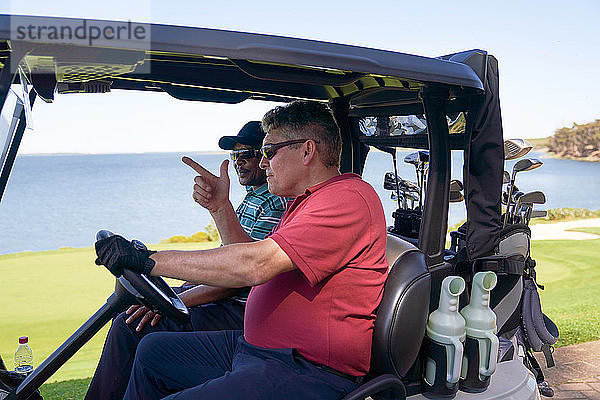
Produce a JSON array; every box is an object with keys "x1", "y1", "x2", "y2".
[{"x1": 533, "y1": 145, "x2": 600, "y2": 162}]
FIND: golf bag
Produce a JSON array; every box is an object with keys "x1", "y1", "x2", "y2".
[
  {"x1": 451, "y1": 223, "x2": 559, "y2": 394},
  {"x1": 0, "y1": 356, "x2": 42, "y2": 400}
]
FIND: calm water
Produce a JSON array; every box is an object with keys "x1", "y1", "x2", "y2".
[{"x1": 1, "y1": 150, "x2": 599, "y2": 254}]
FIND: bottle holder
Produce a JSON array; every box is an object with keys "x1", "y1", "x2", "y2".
[{"x1": 421, "y1": 336, "x2": 460, "y2": 398}]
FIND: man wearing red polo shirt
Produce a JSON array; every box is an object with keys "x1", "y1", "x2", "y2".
[{"x1": 94, "y1": 101, "x2": 389, "y2": 400}]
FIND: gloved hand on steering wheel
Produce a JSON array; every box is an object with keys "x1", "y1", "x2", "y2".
[{"x1": 95, "y1": 235, "x2": 156, "y2": 277}]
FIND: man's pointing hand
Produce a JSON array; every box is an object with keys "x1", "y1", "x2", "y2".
[{"x1": 182, "y1": 156, "x2": 231, "y2": 213}]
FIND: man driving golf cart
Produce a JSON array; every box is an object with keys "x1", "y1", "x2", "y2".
[{"x1": 94, "y1": 101, "x2": 389, "y2": 400}]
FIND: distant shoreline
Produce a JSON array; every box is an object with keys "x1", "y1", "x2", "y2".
[{"x1": 533, "y1": 146, "x2": 600, "y2": 163}]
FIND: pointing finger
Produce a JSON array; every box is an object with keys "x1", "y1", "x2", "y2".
[{"x1": 182, "y1": 156, "x2": 216, "y2": 179}]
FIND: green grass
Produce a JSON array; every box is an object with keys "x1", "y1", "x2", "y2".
[
  {"x1": 0, "y1": 242, "x2": 217, "y2": 384},
  {"x1": 531, "y1": 238, "x2": 600, "y2": 347},
  {"x1": 39, "y1": 377, "x2": 91, "y2": 400}
]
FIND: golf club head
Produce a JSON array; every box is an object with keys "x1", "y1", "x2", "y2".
[
  {"x1": 450, "y1": 179, "x2": 463, "y2": 192},
  {"x1": 519, "y1": 191, "x2": 547, "y2": 205},
  {"x1": 504, "y1": 138, "x2": 533, "y2": 160},
  {"x1": 513, "y1": 158, "x2": 543, "y2": 173},
  {"x1": 383, "y1": 173, "x2": 420, "y2": 194},
  {"x1": 531, "y1": 210, "x2": 548, "y2": 218},
  {"x1": 399, "y1": 179, "x2": 420, "y2": 193},
  {"x1": 449, "y1": 190, "x2": 464, "y2": 203},
  {"x1": 402, "y1": 190, "x2": 420, "y2": 203},
  {"x1": 503, "y1": 171, "x2": 510, "y2": 184},
  {"x1": 383, "y1": 172, "x2": 398, "y2": 190},
  {"x1": 512, "y1": 190, "x2": 524, "y2": 201},
  {"x1": 502, "y1": 184, "x2": 519, "y2": 204}
]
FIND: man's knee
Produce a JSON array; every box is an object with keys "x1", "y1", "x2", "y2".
[{"x1": 135, "y1": 332, "x2": 164, "y2": 362}]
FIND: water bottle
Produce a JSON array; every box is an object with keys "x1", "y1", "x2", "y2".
[
  {"x1": 459, "y1": 271, "x2": 499, "y2": 393},
  {"x1": 14, "y1": 336, "x2": 33, "y2": 375},
  {"x1": 422, "y1": 276, "x2": 466, "y2": 398}
]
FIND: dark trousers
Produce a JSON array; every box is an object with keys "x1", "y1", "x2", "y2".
[
  {"x1": 85, "y1": 297, "x2": 245, "y2": 400},
  {"x1": 123, "y1": 330, "x2": 359, "y2": 400}
]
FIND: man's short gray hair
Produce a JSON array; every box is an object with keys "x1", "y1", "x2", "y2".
[{"x1": 262, "y1": 101, "x2": 342, "y2": 168}]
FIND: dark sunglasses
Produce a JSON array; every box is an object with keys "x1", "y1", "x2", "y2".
[
  {"x1": 260, "y1": 139, "x2": 319, "y2": 160},
  {"x1": 230, "y1": 148, "x2": 260, "y2": 162}
]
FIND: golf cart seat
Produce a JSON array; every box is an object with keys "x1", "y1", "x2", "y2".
[{"x1": 343, "y1": 234, "x2": 431, "y2": 400}]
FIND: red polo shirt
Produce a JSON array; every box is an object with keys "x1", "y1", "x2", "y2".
[{"x1": 244, "y1": 173, "x2": 388, "y2": 376}]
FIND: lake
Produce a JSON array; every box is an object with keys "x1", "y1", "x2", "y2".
[{"x1": 1, "y1": 150, "x2": 599, "y2": 255}]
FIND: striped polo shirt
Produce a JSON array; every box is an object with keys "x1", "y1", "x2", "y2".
[{"x1": 236, "y1": 183, "x2": 288, "y2": 241}]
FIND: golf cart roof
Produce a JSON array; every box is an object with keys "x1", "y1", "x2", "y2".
[{"x1": 0, "y1": 15, "x2": 485, "y2": 107}]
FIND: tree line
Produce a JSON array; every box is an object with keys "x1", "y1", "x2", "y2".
[{"x1": 548, "y1": 119, "x2": 600, "y2": 160}]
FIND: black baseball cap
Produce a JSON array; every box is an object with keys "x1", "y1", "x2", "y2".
[{"x1": 218, "y1": 121, "x2": 265, "y2": 150}]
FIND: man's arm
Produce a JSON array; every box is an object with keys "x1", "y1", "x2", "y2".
[
  {"x1": 150, "y1": 238, "x2": 295, "y2": 287},
  {"x1": 182, "y1": 156, "x2": 254, "y2": 245},
  {"x1": 179, "y1": 285, "x2": 242, "y2": 306},
  {"x1": 209, "y1": 202, "x2": 253, "y2": 245}
]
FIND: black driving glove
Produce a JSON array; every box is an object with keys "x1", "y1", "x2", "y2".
[{"x1": 95, "y1": 235, "x2": 156, "y2": 277}]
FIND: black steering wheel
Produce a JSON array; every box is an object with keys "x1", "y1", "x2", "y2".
[{"x1": 96, "y1": 230, "x2": 190, "y2": 324}]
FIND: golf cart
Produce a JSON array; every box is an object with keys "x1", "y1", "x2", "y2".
[{"x1": 0, "y1": 15, "x2": 549, "y2": 399}]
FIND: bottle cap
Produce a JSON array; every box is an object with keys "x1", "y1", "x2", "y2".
[{"x1": 18, "y1": 336, "x2": 28, "y2": 344}]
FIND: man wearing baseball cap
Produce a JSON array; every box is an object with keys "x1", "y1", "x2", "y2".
[{"x1": 85, "y1": 121, "x2": 287, "y2": 400}]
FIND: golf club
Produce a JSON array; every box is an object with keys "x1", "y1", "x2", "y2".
[
  {"x1": 516, "y1": 191, "x2": 546, "y2": 207},
  {"x1": 378, "y1": 146, "x2": 403, "y2": 213},
  {"x1": 504, "y1": 158, "x2": 543, "y2": 226},
  {"x1": 513, "y1": 191, "x2": 547, "y2": 224},
  {"x1": 504, "y1": 138, "x2": 533, "y2": 160},
  {"x1": 404, "y1": 151, "x2": 429, "y2": 210},
  {"x1": 449, "y1": 190, "x2": 464, "y2": 203},
  {"x1": 449, "y1": 179, "x2": 464, "y2": 203},
  {"x1": 530, "y1": 210, "x2": 548, "y2": 219}
]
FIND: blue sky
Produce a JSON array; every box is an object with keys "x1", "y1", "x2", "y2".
[{"x1": 3, "y1": 0, "x2": 599, "y2": 154}]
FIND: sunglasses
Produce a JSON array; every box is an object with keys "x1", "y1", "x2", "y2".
[
  {"x1": 230, "y1": 148, "x2": 260, "y2": 162},
  {"x1": 260, "y1": 139, "x2": 319, "y2": 160}
]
